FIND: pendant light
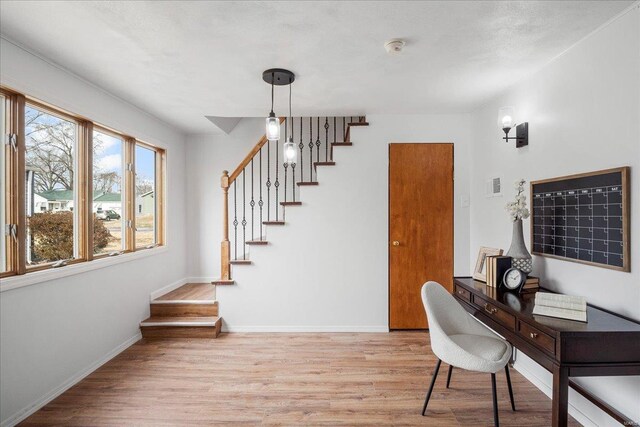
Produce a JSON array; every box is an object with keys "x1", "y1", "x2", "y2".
[
  {"x1": 265, "y1": 73, "x2": 280, "y2": 141},
  {"x1": 263, "y1": 69, "x2": 295, "y2": 142},
  {"x1": 284, "y1": 76, "x2": 297, "y2": 165}
]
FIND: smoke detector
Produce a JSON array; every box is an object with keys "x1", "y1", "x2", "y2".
[{"x1": 384, "y1": 39, "x2": 406, "y2": 54}]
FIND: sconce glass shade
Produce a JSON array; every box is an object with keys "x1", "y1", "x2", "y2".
[
  {"x1": 498, "y1": 106, "x2": 516, "y2": 131},
  {"x1": 284, "y1": 138, "x2": 297, "y2": 164},
  {"x1": 266, "y1": 114, "x2": 280, "y2": 141}
]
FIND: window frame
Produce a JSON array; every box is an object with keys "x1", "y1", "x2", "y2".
[{"x1": 0, "y1": 86, "x2": 166, "y2": 280}]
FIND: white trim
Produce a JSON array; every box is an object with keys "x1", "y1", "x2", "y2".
[
  {"x1": 0, "y1": 332, "x2": 141, "y2": 427},
  {"x1": 151, "y1": 300, "x2": 217, "y2": 305},
  {"x1": 1, "y1": 246, "x2": 168, "y2": 292},
  {"x1": 513, "y1": 358, "x2": 602, "y2": 427},
  {"x1": 221, "y1": 325, "x2": 390, "y2": 333},
  {"x1": 148, "y1": 277, "x2": 187, "y2": 301},
  {"x1": 140, "y1": 320, "x2": 219, "y2": 327}
]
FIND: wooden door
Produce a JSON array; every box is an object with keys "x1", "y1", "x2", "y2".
[{"x1": 389, "y1": 143, "x2": 454, "y2": 329}]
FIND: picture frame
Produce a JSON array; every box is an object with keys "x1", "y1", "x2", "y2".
[{"x1": 473, "y1": 246, "x2": 504, "y2": 282}]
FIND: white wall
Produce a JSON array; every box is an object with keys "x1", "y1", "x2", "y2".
[
  {"x1": 187, "y1": 114, "x2": 472, "y2": 330},
  {"x1": 469, "y1": 5, "x2": 640, "y2": 425},
  {"x1": 0, "y1": 38, "x2": 188, "y2": 426}
]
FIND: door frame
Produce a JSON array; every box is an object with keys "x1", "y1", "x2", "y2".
[{"x1": 387, "y1": 142, "x2": 454, "y2": 330}]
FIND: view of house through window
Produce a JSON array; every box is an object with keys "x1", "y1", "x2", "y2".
[
  {"x1": 0, "y1": 95, "x2": 7, "y2": 273},
  {"x1": 93, "y1": 129, "x2": 124, "y2": 256},
  {"x1": 135, "y1": 144, "x2": 156, "y2": 248},
  {"x1": 25, "y1": 104, "x2": 78, "y2": 266}
]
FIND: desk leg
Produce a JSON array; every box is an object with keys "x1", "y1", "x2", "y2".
[{"x1": 552, "y1": 364, "x2": 569, "y2": 427}]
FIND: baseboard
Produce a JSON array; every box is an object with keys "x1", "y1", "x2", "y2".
[
  {"x1": 222, "y1": 325, "x2": 389, "y2": 333},
  {"x1": 1, "y1": 332, "x2": 142, "y2": 427},
  {"x1": 149, "y1": 277, "x2": 188, "y2": 301},
  {"x1": 513, "y1": 357, "x2": 601, "y2": 427}
]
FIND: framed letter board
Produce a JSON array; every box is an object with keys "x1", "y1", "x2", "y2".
[{"x1": 531, "y1": 167, "x2": 630, "y2": 272}]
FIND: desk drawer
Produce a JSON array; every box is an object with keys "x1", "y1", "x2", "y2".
[
  {"x1": 518, "y1": 321, "x2": 555, "y2": 355},
  {"x1": 472, "y1": 295, "x2": 516, "y2": 330},
  {"x1": 454, "y1": 285, "x2": 471, "y2": 303}
]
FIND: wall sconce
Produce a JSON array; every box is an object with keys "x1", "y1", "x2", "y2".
[{"x1": 498, "y1": 106, "x2": 528, "y2": 148}]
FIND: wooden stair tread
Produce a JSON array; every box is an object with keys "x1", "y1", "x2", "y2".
[
  {"x1": 230, "y1": 259, "x2": 252, "y2": 265},
  {"x1": 280, "y1": 201, "x2": 302, "y2": 206},
  {"x1": 151, "y1": 299, "x2": 217, "y2": 305},
  {"x1": 245, "y1": 239, "x2": 268, "y2": 245},
  {"x1": 212, "y1": 279, "x2": 235, "y2": 285},
  {"x1": 263, "y1": 220, "x2": 285, "y2": 225},
  {"x1": 348, "y1": 122, "x2": 369, "y2": 126},
  {"x1": 331, "y1": 142, "x2": 352, "y2": 147},
  {"x1": 155, "y1": 283, "x2": 215, "y2": 302},
  {"x1": 140, "y1": 316, "x2": 220, "y2": 327},
  {"x1": 297, "y1": 181, "x2": 319, "y2": 186},
  {"x1": 314, "y1": 161, "x2": 336, "y2": 166}
]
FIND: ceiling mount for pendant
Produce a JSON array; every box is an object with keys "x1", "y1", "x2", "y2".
[{"x1": 262, "y1": 68, "x2": 295, "y2": 86}]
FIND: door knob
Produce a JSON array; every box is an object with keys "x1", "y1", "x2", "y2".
[{"x1": 392, "y1": 241, "x2": 400, "y2": 246}]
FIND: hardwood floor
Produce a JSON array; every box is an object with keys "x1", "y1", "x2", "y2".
[{"x1": 20, "y1": 332, "x2": 579, "y2": 426}]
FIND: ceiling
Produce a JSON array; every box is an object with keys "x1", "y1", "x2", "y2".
[{"x1": 0, "y1": 1, "x2": 632, "y2": 134}]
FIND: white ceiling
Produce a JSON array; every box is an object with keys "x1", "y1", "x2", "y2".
[{"x1": 0, "y1": 1, "x2": 632, "y2": 134}]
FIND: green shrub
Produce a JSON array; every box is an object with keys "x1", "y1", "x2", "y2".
[{"x1": 29, "y1": 211, "x2": 111, "y2": 261}]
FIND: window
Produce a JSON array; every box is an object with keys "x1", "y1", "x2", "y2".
[
  {"x1": 25, "y1": 104, "x2": 78, "y2": 267},
  {"x1": 1, "y1": 94, "x2": 7, "y2": 273},
  {"x1": 0, "y1": 86, "x2": 166, "y2": 280},
  {"x1": 92, "y1": 129, "x2": 124, "y2": 256},
  {"x1": 135, "y1": 144, "x2": 156, "y2": 248}
]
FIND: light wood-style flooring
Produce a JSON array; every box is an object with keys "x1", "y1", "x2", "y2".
[{"x1": 20, "y1": 332, "x2": 579, "y2": 426}]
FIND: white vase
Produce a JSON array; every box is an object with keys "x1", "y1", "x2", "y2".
[{"x1": 506, "y1": 219, "x2": 532, "y2": 273}]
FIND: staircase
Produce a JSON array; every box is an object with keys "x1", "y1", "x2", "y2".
[
  {"x1": 141, "y1": 116, "x2": 366, "y2": 338},
  {"x1": 214, "y1": 116, "x2": 368, "y2": 285},
  {"x1": 140, "y1": 283, "x2": 221, "y2": 338}
]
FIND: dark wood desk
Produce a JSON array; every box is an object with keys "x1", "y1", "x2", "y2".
[{"x1": 453, "y1": 277, "x2": 640, "y2": 427}]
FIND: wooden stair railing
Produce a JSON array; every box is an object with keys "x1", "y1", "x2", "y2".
[{"x1": 217, "y1": 116, "x2": 367, "y2": 284}]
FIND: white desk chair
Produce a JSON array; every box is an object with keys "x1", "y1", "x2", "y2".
[{"x1": 421, "y1": 281, "x2": 515, "y2": 427}]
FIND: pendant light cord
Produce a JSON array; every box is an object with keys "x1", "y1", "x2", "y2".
[
  {"x1": 289, "y1": 77, "x2": 293, "y2": 137},
  {"x1": 270, "y1": 72, "x2": 275, "y2": 114}
]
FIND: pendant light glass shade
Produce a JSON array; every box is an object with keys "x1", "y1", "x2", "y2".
[
  {"x1": 266, "y1": 113, "x2": 280, "y2": 141},
  {"x1": 284, "y1": 137, "x2": 297, "y2": 164},
  {"x1": 498, "y1": 106, "x2": 516, "y2": 131}
]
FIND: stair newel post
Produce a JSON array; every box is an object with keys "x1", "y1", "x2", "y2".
[
  {"x1": 259, "y1": 147, "x2": 263, "y2": 240},
  {"x1": 333, "y1": 117, "x2": 336, "y2": 159},
  {"x1": 283, "y1": 117, "x2": 288, "y2": 205},
  {"x1": 220, "y1": 170, "x2": 231, "y2": 281},
  {"x1": 275, "y1": 133, "x2": 280, "y2": 221},
  {"x1": 290, "y1": 117, "x2": 296, "y2": 203},
  {"x1": 250, "y1": 158, "x2": 254, "y2": 242}
]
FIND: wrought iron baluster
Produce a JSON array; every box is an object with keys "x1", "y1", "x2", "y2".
[
  {"x1": 250, "y1": 158, "x2": 254, "y2": 241},
  {"x1": 266, "y1": 140, "x2": 271, "y2": 221},
  {"x1": 283, "y1": 118, "x2": 288, "y2": 205},
  {"x1": 242, "y1": 168, "x2": 246, "y2": 260},
  {"x1": 233, "y1": 180, "x2": 238, "y2": 260},
  {"x1": 343, "y1": 117, "x2": 346, "y2": 142},
  {"x1": 275, "y1": 134, "x2": 280, "y2": 221},
  {"x1": 315, "y1": 117, "x2": 321, "y2": 170},
  {"x1": 299, "y1": 117, "x2": 304, "y2": 183},
  {"x1": 308, "y1": 117, "x2": 313, "y2": 182},
  {"x1": 259, "y1": 147, "x2": 263, "y2": 240},
  {"x1": 324, "y1": 117, "x2": 329, "y2": 161}
]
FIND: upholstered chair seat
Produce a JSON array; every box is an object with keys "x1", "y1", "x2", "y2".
[{"x1": 421, "y1": 281, "x2": 515, "y2": 427}]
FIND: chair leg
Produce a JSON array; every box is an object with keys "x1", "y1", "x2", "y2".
[
  {"x1": 504, "y1": 365, "x2": 516, "y2": 411},
  {"x1": 421, "y1": 359, "x2": 442, "y2": 416},
  {"x1": 491, "y1": 373, "x2": 499, "y2": 427},
  {"x1": 446, "y1": 365, "x2": 453, "y2": 388}
]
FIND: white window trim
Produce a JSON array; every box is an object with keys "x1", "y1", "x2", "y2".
[{"x1": 0, "y1": 245, "x2": 168, "y2": 292}]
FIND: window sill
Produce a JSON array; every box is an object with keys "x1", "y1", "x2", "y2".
[{"x1": 0, "y1": 246, "x2": 168, "y2": 293}]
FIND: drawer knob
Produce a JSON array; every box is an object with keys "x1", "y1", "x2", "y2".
[{"x1": 530, "y1": 332, "x2": 538, "y2": 339}]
